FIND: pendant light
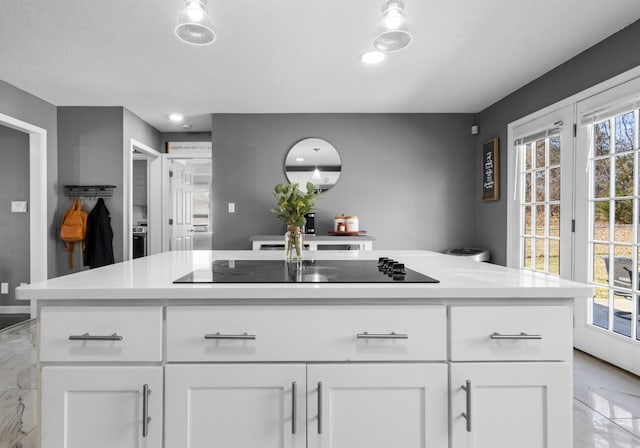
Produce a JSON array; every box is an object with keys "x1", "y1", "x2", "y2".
[
  {"x1": 372, "y1": 0, "x2": 412, "y2": 52},
  {"x1": 312, "y1": 148, "x2": 322, "y2": 182},
  {"x1": 175, "y1": 0, "x2": 216, "y2": 46}
]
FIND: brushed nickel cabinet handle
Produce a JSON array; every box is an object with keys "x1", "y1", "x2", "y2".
[
  {"x1": 142, "y1": 384, "x2": 151, "y2": 438},
  {"x1": 68, "y1": 332, "x2": 123, "y2": 341},
  {"x1": 461, "y1": 380, "x2": 471, "y2": 432},
  {"x1": 356, "y1": 332, "x2": 408, "y2": 339},
  {"x1": 204, "y1": 332, "x2": 256, "y2": 340},
  {"x1": 490, "y1": 332, "x2": 542, "y2": 340},
  {"x1": 292, "y1": 382, "x2": 297, "y2": 434},
  {"x1": 317, "y1": 381, "x2": 323, "y2": 434}
]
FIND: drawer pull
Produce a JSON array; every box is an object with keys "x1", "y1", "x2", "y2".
[
  {"x1": 356, "y1": 332, "x2": 408, "y2": 339},
  {"x1": 461, "y1": 380, "x2": 471, "y2": 432},
  {"x1": 490, "y1": 332, "x2": 542, "y2": 340},
  {"x1": 142, "y1": 384, "x2": 151, "y2": 438},
  {"x1": 68, "y1": 332, "x2": 123, "y2": 341},
  {"x1": 292, "y1": 382, "x2": 297, "y2": 434},
  {"x1": 204, "y1": 332, "x2": 256, "y2": 340},
  {"x1": 317, "y1": 381, "x2": 323, "y2": 434}
]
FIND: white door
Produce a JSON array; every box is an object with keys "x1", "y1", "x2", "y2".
[
  {"x1": 307, "y1": 363, "x2": 448, "y2": 448},
  {"x1": 165, "y1": 364, "x2": 306, "y2": 448},
  {"x1": 450, "y1": 362, "x2": 571, "y2": 448},
  {"x1": 169, "y1": 159, "x2": 193, "y2": 251},
  {"x1": 41, "y1": 366, "x2": 162, "y2": 448},
  {"x1": 507, "y1": 105, "x2": 575, "y2": 278},
  {"x1": 574, "y1": 75, "x2": 640, "y2": 374}
]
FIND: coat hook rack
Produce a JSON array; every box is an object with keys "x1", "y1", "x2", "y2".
[{"x1": 63, "y1": 185, "x2": 116, "y2": 199}]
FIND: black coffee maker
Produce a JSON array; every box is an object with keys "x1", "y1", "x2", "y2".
[{"x1": 305, "y1": 213, "x2": 315, "y2": 234}]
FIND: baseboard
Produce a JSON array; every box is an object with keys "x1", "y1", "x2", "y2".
[{"x1": 0, "y1": 306, "x2": 31, "y2": 314}]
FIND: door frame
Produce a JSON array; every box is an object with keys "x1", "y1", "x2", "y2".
[
  {"x1": 506, "y1": 64, "x2": 640, "y2": 374},
  {"x1": 0, "y1": 113, "x2": 47, "y2": 315},
  {"x1": 124, "y1": 139, "x2": 161, "y2": 260}
]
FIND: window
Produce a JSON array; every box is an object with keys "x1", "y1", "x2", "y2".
[
  {"x1": 586, "y1": 109, "x2": 639, "y2": 338},
  {"x1": 518, "y1": 132, "x2": 562, "y2": 275}
]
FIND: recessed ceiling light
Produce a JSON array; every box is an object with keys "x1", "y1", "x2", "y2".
[
  {"x1": 181, "y1": 124, "x2": 192, "y2": 130},
  {"x1": 361, "y1": 50, "x2": 385, "y2": 64},
  {"x1": 169, "y1": 113, "x2": 184, "y2": 122}
]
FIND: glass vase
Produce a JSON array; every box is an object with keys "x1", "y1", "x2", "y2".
[{"x1": 285, "y1": 226, "x2": 303, "y2": 265}]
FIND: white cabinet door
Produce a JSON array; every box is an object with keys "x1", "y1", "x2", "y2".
[
  {"x1": 450, "y1": 362, "x2": 572, "y2": 448},
  {"x1": 41, "y1": 366, "x2": 162, "y2": 448},
  {"x1": 165, "y1": 364, "x2": 306, "y2": 448},
  {"x1": 307, "y1": 363, "x2": 448, "y2": 448}
]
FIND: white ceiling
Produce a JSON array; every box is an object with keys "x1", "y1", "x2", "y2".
[{"x1": 1, "y1": 0, "x2": 640, "y2": 132}]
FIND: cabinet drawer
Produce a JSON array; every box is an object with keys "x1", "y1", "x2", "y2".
[
  {"x1": 449, "y1": 305, "x2": 572, "y2": 361},
  {"x1": 167, "y1": 305, "x2": 446, "y2": 362},
  {"x1": 40, "y1": 306, "x2": 163, "y2": 362}
]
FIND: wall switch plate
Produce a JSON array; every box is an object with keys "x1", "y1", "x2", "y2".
[
  {"x1": 228, "y1": 202, "x2": 235, "y2": 213},
  {"x1": 11, "y1": 201, "x2": 28, "y2": 213},
  {"x1": 0, "y1": 283, "x2": 8, "y2": 294}
]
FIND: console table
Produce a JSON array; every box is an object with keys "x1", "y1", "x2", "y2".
[{"x1": 250, "y1": 234, "x2": 375, "y2": 251}]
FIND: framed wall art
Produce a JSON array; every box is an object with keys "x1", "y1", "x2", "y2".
[{"x1": 482, "y1": 137, "x2": 499, "y2": 201}]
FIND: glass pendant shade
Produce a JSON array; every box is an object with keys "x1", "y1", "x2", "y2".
[
  {"x1": 175, "y1": 0, "x2": 216, "y2": 45},
  {"x1": 372, "y1": 0, "x2": 412, "y2": 52}
]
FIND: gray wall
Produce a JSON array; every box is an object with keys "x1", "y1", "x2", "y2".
[
  {"x1": 0, "y1": 126, "x2": 29, "y2": 306},
  {"x1": 57, "y1": 107, "x2": 160, "y2": 274},
  {"x1": 474, "y1": 19, "x2": 640, "y2": 266},
  {"x1": 212, "y1": 113, "x2": 476, "y2": 251},
  {"x1": 57, "y1": 107, "x2": 124, "y2": 274},
  {"x1": 0, "y1": 80, "x2": 59, "y2": 285}
]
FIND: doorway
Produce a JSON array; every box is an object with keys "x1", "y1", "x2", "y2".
[
  {"x1": 125, "y1": 139, "x2": 161, "y2": 260},
  {"x1": 162, "y1": 155, "x2": 212, "y2": 251},
  {"x1": 0, "y1": 113, "x2": 47, "y2": 316}
]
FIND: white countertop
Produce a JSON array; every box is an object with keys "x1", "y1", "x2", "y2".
[{"x1": 16, "y1": 250, "x2": 594, "y2": 301}]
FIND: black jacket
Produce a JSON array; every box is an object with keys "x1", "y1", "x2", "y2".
[{"x1": 84, "y1": 198, "x2": 115, "y2": 269}]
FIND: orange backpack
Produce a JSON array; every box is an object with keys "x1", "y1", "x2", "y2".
[{"x1": 60, "y1": 199, "x2": 88, "y2": 269}]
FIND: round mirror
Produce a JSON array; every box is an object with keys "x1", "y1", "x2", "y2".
[{"x1": 285, "y1": 138, "x2": 342, "y2": 192}]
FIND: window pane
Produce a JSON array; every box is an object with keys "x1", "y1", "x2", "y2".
[
  {"x1": 593, "y1": 203, "x2": 610, "y2": 241},
  {"x1": 523, "y1": 238, "x2": 532, "y2": 268},
  {"x1": 535, "y1": 238, "x2": 545, "y2": 271},
  {"x1": 524, "y1": 206, "x2": 532, "y2": 235},
  {"x1": 525, "y1": 143, "x2": 532, "y2": 170},
  {"x1": 524, "y1": 173, "x2": 532, "y2": 203},
  {"x1": 593, "y1": 243, "x2": 609, "y2": 286},
  {"x1": 549, "y1": 204, "x2": 560, "y2": 237},
  {"x1": 615, "y1": 154, "x2": 634, "y2": 196},
  {"x1": 615, "y1": 112, "x2": 635, "y2": 152},
  {"x1": 549, "y1": 136, "x2": 560, "y2": 165},
  {"x1": 549, "y1": 167, "x2": 560, "y2": 201},
  {"x1": 612, "y1": 246, "x2": 633, "y2": 337},
  {"x1": 535, "y1": 139, "x2": 545, "y2": 168},
  {"x1": 614, "y1": 199, "x2": 633, "y2": 243},
  {"x1": 593, "y1": 287, "x2": 609, "y2": 329},
  {"x1": 593, "y1": 158, "x2": 610, "y2": 198},
  {"x1": 536, "y1": 205, "x2": 545, "y2": 236},
  {"x1": 536, "y1": 170, "x2": 545, "y2": 202},
  {"x1": 594, "y1": 120, "x2": 611, "y2": 156},
  {"x1": 549, "y1": 239, "x2": 559, "y2": 275}
]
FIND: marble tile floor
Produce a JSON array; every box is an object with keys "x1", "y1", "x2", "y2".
[
  {"x1": 0, "y1": 320, "x2": 37, "y2": 448},
  {"x1": 1, "y1": 319, "x2": 640, "y2": 447}
]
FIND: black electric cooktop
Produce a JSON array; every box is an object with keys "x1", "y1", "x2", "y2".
[{"x1": 173, "y1": 259, "x2": 439, "y2": 284}]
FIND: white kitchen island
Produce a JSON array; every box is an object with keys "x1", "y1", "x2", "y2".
[{"x1": 17, "y1": 250, "x2": 593, "y2": 448}]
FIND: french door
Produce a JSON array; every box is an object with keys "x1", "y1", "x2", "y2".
[
  {"x1": 507, "y1": 105, "x2": 574, "y2": 278},
  {"x1": 574, "y1": 76, "x2": 640, "y2": 374}
]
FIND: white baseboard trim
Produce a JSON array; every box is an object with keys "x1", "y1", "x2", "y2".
[{"x1": 0, "y1": 306, "x2": 31, "y2": 314}]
